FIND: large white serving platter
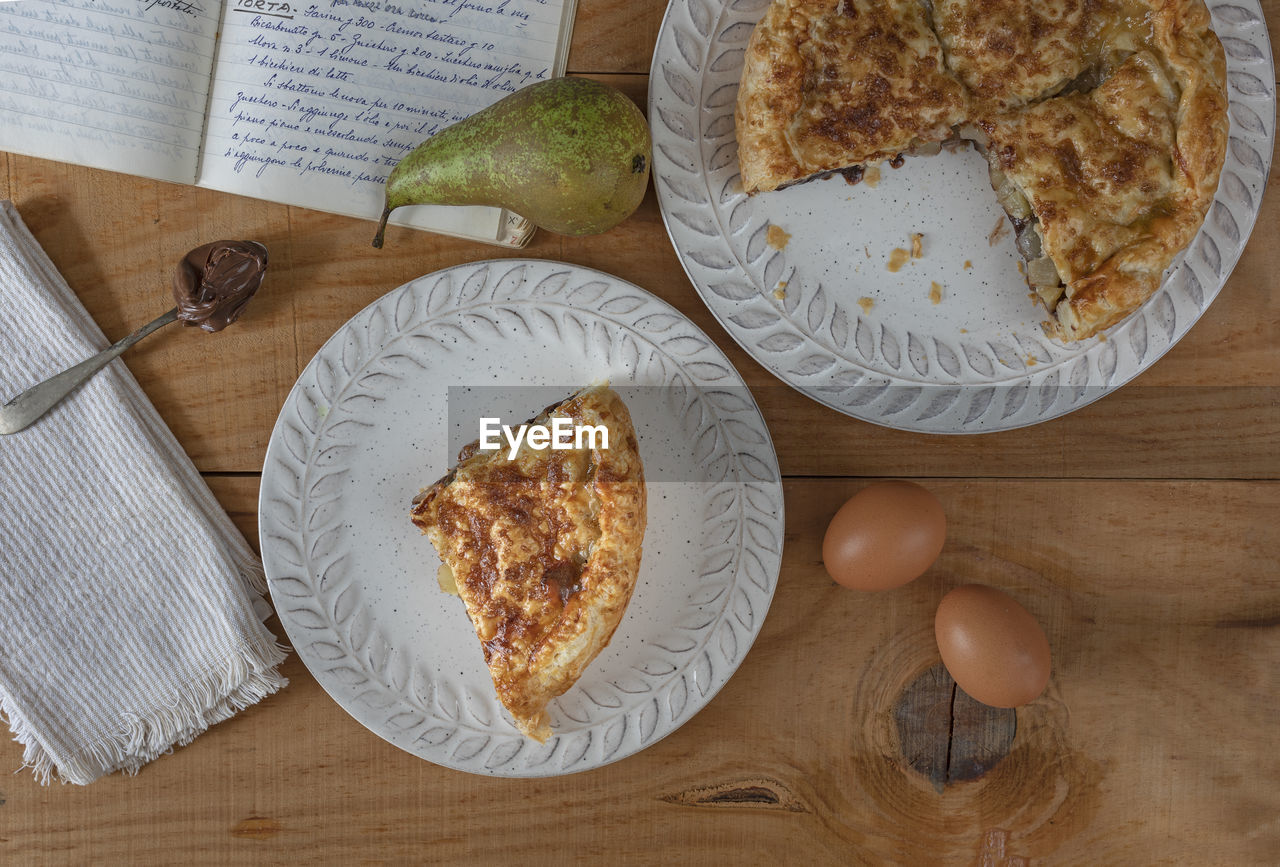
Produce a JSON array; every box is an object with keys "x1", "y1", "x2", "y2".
[{"x1": 649, "y1": 0, "x2": 1274, "y2": 432}]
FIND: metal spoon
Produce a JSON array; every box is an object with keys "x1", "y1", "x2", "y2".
[
  {"x1": 0, "y1": 239, "x2": 268, "y2": 436},
  {"x1": 0, "y1": 307, "x2": 180, "y2": 435}
]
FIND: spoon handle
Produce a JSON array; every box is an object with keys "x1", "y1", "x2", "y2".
[{"x1": 0, "y1": 307, "x2": 181, "y2": 435}]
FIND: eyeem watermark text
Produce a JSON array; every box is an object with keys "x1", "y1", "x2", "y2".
[{"x1": 479, "y1": 417, "x2": 608, "y2": 460}]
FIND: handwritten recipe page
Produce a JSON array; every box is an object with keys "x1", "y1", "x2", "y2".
[
  {"x1": 0, "y1": 1, "x2": 219, "y2": 184},
  {"x1": 0, "y1": 0, "x2": 576, "y2": 242}
]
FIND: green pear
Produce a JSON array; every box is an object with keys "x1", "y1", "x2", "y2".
[{"x1": 372, "y1": 77, "x2": 651, "y2": 246}]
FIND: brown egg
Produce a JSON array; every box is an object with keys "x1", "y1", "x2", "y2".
[
  {"x1": 935, "y1": 584, "x2": 1051, "y2": 708},
  {"x1": 822, "y1": 481, "x2": 946, "y2": 591}
]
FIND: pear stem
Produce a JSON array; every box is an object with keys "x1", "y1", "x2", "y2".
[{"x1": 372, "y1": 206, "x2": 392, "y2": 249}]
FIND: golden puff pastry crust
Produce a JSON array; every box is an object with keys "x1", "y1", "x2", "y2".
[
  {"x1": 735, "y1": 0, "x2": 968, "y2": 193},
  {"x1": 734, "y1": 0, "x2": 1229, "y2": 341},
  {"x1": 410, "y1": 387, "x2": 646, "y2": 742}
]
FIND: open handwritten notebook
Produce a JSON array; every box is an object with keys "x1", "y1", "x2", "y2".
[{"x1": 0, "y1": 0, "x2": 579, "y2": 247}]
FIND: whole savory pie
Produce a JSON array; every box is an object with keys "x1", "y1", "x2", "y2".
[
  {"x1": 410, "y1": 386, "x2": 646, "y2": 741},
  {"x1": 735, "y1": 0, "x2": 1228, "y2": 340}
]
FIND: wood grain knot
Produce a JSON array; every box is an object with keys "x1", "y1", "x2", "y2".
[
  {"x1": 661, "y1": 777, "x2": 808, "y2": 812},
  {"x1": 894, "y1": 663, "x2": 1016, "y2": 791},
  {"x1": 231, "y1": 817, "x2": 283, "y2": 840}
]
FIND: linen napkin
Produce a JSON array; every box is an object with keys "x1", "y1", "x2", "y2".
[{"x1": 0, "y1": 201, "x2": 288, "y2": 785}]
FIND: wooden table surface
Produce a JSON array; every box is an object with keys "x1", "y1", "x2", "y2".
[{"x1": 2, "y1": 1, "x2": 1278, "y2": 863}]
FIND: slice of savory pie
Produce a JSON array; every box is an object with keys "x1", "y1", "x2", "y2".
[
  {"x1": 735, "y1": 0, "x2": 1228, "y2": 341},
  {"x1": 973, "y1": 5, "x2": 1228, "y2": 340},
  {"x1": 735, "y1": 0, "x2": 969, "y2": 193},
  {"x1": 410, "y1": 386, "x2": 646, "y2": 741}
]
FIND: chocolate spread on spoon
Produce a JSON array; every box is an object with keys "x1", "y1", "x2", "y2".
[{"x1": 171, "y1": 240, "x2": 268, "y2": 332}]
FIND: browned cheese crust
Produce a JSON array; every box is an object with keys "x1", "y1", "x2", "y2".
[
  {"x1": 734, "y1": 0, "x2": 1228, "y2": 341},
  {"x1": 410, "y1": 387, "x2": 647, "y2": 741},
  {"x1": 735, "y1": 0, "x2": 969, "y2": 193},
  {"x1": 934, "y1": 0, "x2": 1109, "y2": 113}
]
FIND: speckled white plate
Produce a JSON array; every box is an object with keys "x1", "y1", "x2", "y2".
[
  {"x1": 649, "y1": 0, "x2": 1274, "y2": 433},
  {"x1": 258, "y1": 260, "x2": 782, "y2": 777}
]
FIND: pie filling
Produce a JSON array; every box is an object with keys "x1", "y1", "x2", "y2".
[
  {"x1": 986, "y1": 162, "x2": 1065, "y2": 309},
  {"x1": 777, "y1": 138, "x2": 944, "y2": 190},
  {"x1": 940, "y1": 120, "x2": 1066, "y2": 310}
]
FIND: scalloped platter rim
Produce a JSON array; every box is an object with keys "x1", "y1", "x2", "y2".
[
  {"x1": 648, "y1": 0, "x2": 1275, "y2": 433},
  {"x1": 258, "y1": 259, "x2": 784, "y2": 777}
]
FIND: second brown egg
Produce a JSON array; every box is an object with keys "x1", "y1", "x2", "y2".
[{"x1": 934, "y1": 584, "x2": 1052, "y2": 708}]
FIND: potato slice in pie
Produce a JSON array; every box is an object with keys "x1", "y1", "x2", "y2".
[{"x1": 409, "y1": 387, "x2": 646, "y2": 742}]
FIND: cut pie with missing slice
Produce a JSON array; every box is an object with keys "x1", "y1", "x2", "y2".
[
  {"x1": 410, "y1": 386, "x2": 646, "y2": 742},
  {"x1": 932, "y1": 0, "x2": 1112, "y2": 113},
  {"x1": 736, "y1": 0, "x2": 969, "y2": 194},
  {"x1": 735, "y1": 0, "x2": 1228, "y2": 341}
]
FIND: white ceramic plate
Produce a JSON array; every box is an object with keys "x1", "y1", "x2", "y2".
[
  {"x1": 259, "y1": 260, "x2": 783, "y2": 777},
  {"x1": 649, "y1": 0, "x2": 1274, "y2": 433}
]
